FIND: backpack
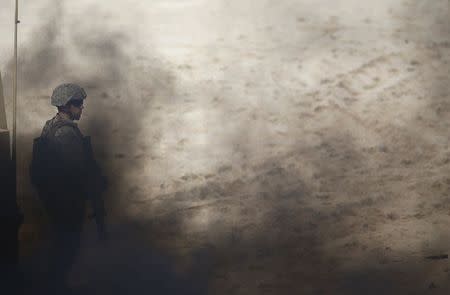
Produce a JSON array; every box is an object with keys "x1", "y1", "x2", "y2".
[{"x1": 29, "y1": 121, "x2": 71, "y2": 190}]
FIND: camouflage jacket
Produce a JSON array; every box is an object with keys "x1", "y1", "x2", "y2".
[
  {"x1": 39, "y1": 113, "x2": 107, "y2": 223},
  {"x1": 41, "y1": 113, "x2": 87, "y2": 191}
]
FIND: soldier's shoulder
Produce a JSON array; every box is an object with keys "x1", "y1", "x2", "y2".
[{"x1": 41, "y1": 117, "x2": 58, "y2": 137}]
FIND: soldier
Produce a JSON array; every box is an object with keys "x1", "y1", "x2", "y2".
[{"x1": 31, "y1": 83, "x2": 107, "y2": 292}]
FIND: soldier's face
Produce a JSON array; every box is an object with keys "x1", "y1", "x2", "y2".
[{"x1": 69, "y1": 101, "x2": 84, "y2": 120}]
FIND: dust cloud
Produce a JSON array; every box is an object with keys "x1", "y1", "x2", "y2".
[{"x1": 0, "y1": 0, "x2": 449, "y2": 294}]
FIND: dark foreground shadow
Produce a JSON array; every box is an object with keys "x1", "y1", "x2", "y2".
[{"x1": 18, "y1": 223, "x2": 212, "y2": 295}]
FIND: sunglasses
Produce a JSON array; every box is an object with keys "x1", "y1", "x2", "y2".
[{"x1": 70, "y1": 100, "x2": 84, "y2": 108}]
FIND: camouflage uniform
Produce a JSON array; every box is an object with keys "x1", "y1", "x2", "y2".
[
  {"x1": 39, "y1": 113, "x2": 87, "y2": 291},
  {"x1": 40, "y1": 113, "x2": 87, "y2": 226}
]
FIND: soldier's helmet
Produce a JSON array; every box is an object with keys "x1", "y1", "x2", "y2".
[{"x1": 51, "y1": 83, "x2": 87, "y2": 107}]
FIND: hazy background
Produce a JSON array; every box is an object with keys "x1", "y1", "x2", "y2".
[{"x1": 0, "y1": 0, "x2": 449, "y2": 294}]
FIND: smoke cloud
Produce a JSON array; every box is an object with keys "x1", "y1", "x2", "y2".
[{"x1": 0, "y1": 0, "x2": 449, "y2": 294}]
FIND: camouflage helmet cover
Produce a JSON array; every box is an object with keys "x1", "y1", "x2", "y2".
[{"x1": 51, "y1": 83, "x2": 87, "y2": 106}]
